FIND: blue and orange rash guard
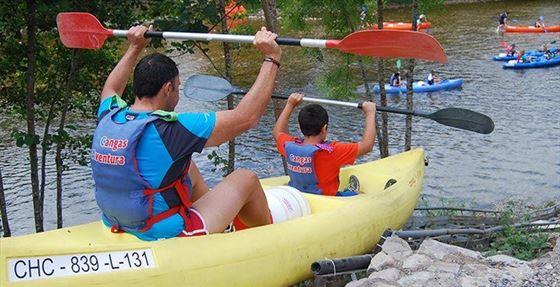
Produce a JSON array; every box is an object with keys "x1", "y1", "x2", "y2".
[
  {"x1": 275, "y1": 132, "x2": 358, "y2": 196},
  {"x1": 96, "y1": 95, "x2": 215, "y2": 241}
]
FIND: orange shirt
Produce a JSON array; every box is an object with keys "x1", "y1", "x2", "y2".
[{"x1": 276, "y1": 132, "x2": 359, "y2": 196}]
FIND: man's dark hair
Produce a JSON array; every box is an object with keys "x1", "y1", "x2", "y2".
[
  {"x1": 298, "y1": 104, "x2": 329, "y2": 136},
  {"x1": 133, "y1": 53, "x2": 179, "y2": 99}
]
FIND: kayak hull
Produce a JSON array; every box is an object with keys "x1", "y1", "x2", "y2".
[
  {"x1": 503, "y1": 56, "x2": 560, "y2": 69},
  {"x1": 373, "y1": 79, "x2": 463, "y2": 94},
  {"x1": 505, "y1": 25, "x2": 560, "y2": 33},
  {"x1": 492, "y1": 48, "x2": 558, "y2": 61},
  {"x1": 0, "y1": 149, "x2": 425, "y2": 287},
  {"x1": 372, "y1": 21, "x2": 431, "y2": 30}
]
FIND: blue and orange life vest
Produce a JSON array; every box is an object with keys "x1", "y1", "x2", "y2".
[
  {"x1": 284, "y1": 140, "x2": 333, "y2": 195},
  {"x1": 91, "y1": 108, "x2": 192, "y2": 233}
]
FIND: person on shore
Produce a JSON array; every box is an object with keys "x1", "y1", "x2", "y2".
[
  {"x1": 497, "y1": 11, "x2": 508, "y2": 32},
  {"x1": 534, "y1": 16, "x2": 546, "y2": 29},
  {"x1": 427, "y1": 70, "x2": 442, "y2": 85},
  {"x1": 272, "y1": 93, "x2": 376, "y2": 197},
  {"x1": 91, "y1": 25, "x2": 282, "y2": 241},
  {"x1": 389, "y1": 72, "x2": 401, "y2": 87},
  {"x1": 505, "y1": 44, "x2": 517, "y2": 57}
]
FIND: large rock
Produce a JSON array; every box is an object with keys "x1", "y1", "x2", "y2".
[
  {"x1": 381, "y1": 235, "x2": 413, "y2": 261},
  {"x1": 424, "y1": 272, "x2": 460, "y2": 286},
  {"x1": 417, "y1": 239, "x2": 483, "y2": 261},
  {"x1": 401, "y1": 254, "x2": 433, "y2": 272},
  {"x1": 486, "y1": 254, "x2": 528, "y2": 267},
  {"x1": 367, "y1": 252, "x2": 398, "y2": 274},
  {"x1": 427, "y1": 261, "x2": 461, "y2": 274},
  {"x1": 368, "y1": 267, "x2": 402, "y2": 282},
  {"x1": 397, "y1": 271, "x2": 433, "y2": 287}
]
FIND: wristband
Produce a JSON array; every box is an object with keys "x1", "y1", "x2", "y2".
[{"x1": 263, "y1": 56, "x2": 281, "y2": 68}]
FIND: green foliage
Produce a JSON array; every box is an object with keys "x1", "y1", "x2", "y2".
[
  {"x1": 207, "y1": 150, "x2": 229, "y2": 176},
  {"x1": 489, "y1": 209, "x2": 550, "y2": 260}
]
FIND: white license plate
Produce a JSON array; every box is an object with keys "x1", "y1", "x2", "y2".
[{"x1": 7, "y1": 249, "x2": 155, "y2": 282}]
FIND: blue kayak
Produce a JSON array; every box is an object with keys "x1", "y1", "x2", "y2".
[
  {"x1": 372, "y1": 79, "x2": 463, "y2": 94},
  {"x1": 493, "y1": 48, "x2": 559, "y2": 61},
  {"x1": 503, "y1": 56, "x2": 560, "y2": 69}
]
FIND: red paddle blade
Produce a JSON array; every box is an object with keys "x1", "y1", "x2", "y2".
[
  {"x1": 500, "y1": 41, "x2": 509, "y2": 48},
  {"x1": 56, "y1": 12, "x2": 113, "y2": 49},
  {"x1": 326, "y1": 30, "x2": 447, "y2": 63}
]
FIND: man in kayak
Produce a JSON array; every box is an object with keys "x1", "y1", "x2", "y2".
[
  {"x1": 272, "y1": 93, "x2": 376, "y2": 196},
  {"x1": 389, "y1": 72, "x2": 401, "y2": 87},
  {"x1": 91, "y1": 25, "x2": 281, "y2": 240},
  {"x1": 516, "y1": 50, "x2": 530, "y2": 63},
  {"x1": 497, "y1": 11, "x2": 508, "y2": 32},
  {"x1": 427, "y1": 70, "x2": 442, "y2": 85}
]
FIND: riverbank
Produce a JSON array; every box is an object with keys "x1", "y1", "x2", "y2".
[{"x1": 348, "y1": 234, "x2": 560, "y2": 287}]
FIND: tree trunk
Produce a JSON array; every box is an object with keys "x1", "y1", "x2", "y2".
[
  {"x1": 0, "y1": 169, "x2": 11, "y2": 237},
  {"x1": 218, "y1": 0, "x2": 236, "y2": 175},
  {"x1": 404, "y1": 0, "x2": 419, "y2": 151},
  {"x1": 39, "y1": 96, "x2": 57, "y2": 218},
  {"x1": 55, "y1": 50, "x2": 78, "y2": 228},
  {"x1": 25, "y1": 0, "x2": 42, "y2": 233},
  {"x1": 261, "y1": 0, "x2": 288, "y2": 174},
  {"x1": 377, "y1": 0, "x2": 389, "y2": 158}
]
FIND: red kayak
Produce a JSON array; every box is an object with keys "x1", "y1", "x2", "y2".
[
  {"x1": 505, "y1": 25, "x2": 560, "y2": 33},
  {"x1": 371, "y1": 21, "x2": 431, "y2": 31}
]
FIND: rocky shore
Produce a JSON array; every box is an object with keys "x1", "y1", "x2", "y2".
[{"x1": 346, "y1": 235, "x2": 560, "y2": 287}]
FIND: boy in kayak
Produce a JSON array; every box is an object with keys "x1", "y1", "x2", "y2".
[
  {"x1": 91, "y1": 25, "x2": 281, "y2": 240},
  {"x1": 272, "y1": 93, "x2": 376, "y2": 196},
  {"x1": 427, "y1": 70, "x2": 442, "y2": 85},
  {"x1": 516, "y1": 50, "x2": 530, "y2": 63},
  {"x1": 390, "y1": 72, "x2": 401, "y2": 87}
]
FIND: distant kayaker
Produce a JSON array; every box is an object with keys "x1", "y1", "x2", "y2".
[
  {"x1": 534, "y1": 16, "x2": 546, "y2": 28},
  {"x1": 91, "y1": 25, "x2": 281, "y2": 240},
  {"x1": 272, "y1": 93, "x2": 376, "y2": 196},
  {"x1": 516, "y1": 50, "x2": 529, "y2": 63},
  {"x1": 427, "y1": 70, "x2": 442, "y2": 85},
  {"x1": 390, "y1": 72, "x2": 402, "y2": 87},
  {"x1": 497, "y1": 11, "x2": 508, "y2": 31},
  {"x1": 506, "y1": 44, "x2": 517, "y2": 57},
  {"x1": 417, "y1": 14, "x2": 428, "y2": 30}
]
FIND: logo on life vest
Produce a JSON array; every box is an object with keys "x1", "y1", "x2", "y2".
[
  {"x1": 100, "y1": 136, "x2": 128, "y2": 151},
  {"x1": 289, "y1": 154, "x2": 312, "y2": 166},
  {"x1": 92, "y1": 150, "x2": 126, "y2": 166}
]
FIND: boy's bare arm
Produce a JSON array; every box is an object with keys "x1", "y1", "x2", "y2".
[
  {"x1": 272, "y1": 93, "x2": 303, "y2": 139},
  {"x1": 357, "y1": 102, "x2": 376, "y2": 157}
]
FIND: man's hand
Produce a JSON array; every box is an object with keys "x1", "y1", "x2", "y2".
[
  {"x1": 287, "y1": 93, "x2": 304, "y2": 107},
  {"x1": 253, "y1": 27, "x2": 282, "y2": 61},
  {"x1": 127, "y1": 25, "x2": 152, "y2": 50},
  {"x1": 361, "y1": 101, "x2": 376, "y2": 116}
]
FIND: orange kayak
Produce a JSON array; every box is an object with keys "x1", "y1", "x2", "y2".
[
  {"x1": 505, "y1": 25, "x2": 560, "y2": 33},
  {"x1": 371, "y1": 21, "x2": 431, "y2": 31}
]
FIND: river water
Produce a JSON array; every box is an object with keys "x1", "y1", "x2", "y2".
[{"x1": 1, "y1": 0, "x2": 559, "y2": 236}]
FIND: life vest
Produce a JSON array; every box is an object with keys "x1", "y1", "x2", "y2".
[
  {"x1": 389, "y1": 74, "x2": 399, "y2": 87},
  {"x1": 91, "y1": 108, "x2": 192, "y2": 233},
  {"x1": 284, "y1": 140, "x2": 333, "y2": 195}
]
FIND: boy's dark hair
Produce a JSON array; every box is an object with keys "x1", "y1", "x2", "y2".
[
  {"x1": 133, "y1": 53, "x2": 179, "y2": 99},
  {"x1": 298, "y1": 104, "x2": 329, "y2": 136}
]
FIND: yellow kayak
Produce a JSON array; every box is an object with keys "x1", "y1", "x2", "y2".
[{"x1": 0, "y1": 149, "x2": 425, "y2": 287}]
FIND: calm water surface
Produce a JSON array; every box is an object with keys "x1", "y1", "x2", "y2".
[{"x1": 1, "y1": 0, "x2": 559, "y2": 235}]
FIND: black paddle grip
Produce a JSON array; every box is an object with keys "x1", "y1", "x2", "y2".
[
  {"x1": 145, "y1": 31, "x2": 164, "y2": 38},
  {"x1": 275, "y1": 37, "x2": 301, "y2": 46}
]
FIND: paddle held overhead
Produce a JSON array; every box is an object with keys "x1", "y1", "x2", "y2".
[
  {"x1": 183, "y1": 75, "x2": 494, "y2": 134},
  {"x1": 56, "y1": 12, "x2": 447, "y2": 63}
]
